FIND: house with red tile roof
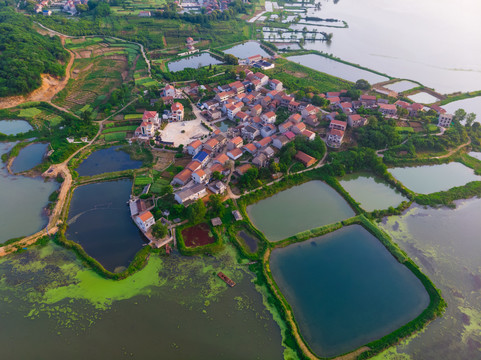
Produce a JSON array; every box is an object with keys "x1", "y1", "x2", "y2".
[
  {"x1": 329, "y1": 119, "x2": 347, "y2": 131},
  {"x1": 192, "y1": 169, "x2": 207, "y2": 184},
  {"x1": 172, "y1": 168, "x2": 193, "y2": 186},
  {"x1": 261, "y1": 111, "x2": 276, "y2": 124},
  {"x1": 227, "y1": 148, "x2": 243, "y2": 160},
  {"x1": 295, "y1": 151, "x2": 316, "y2": 167},
  {"x1": 227, "y1": 136, "x2": 243, "y2": 150},
  {"x1": 243, "y1": 143, "x2": 258, "y2": 155},
  {"x1": 347, "y1": 114, "x2": 367, "y2": 127},
  {"x1": 327, "y1": 129, "x2": 345, "y2": 148},
  {"x1": 187, "y1": 139, "x2": 202, "y2": 156},
  {"x1": 135, "y1": 211, "x2": 155, "y2": 232}
]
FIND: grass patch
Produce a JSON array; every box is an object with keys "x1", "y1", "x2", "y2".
[
  {"x1": 18, "y1": 107, "x2": 42, "y2": 118},
  {"x1": 104, "y1": 132, "x2": 127, "y2": 141},
  {"x1": 124, "y1": 114, "x2": 143, "y2": 120},
  {"x1": 102, "y1": 125, "x2": 138, "y2": 134}
]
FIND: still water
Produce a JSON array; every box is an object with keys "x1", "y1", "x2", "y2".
[
  {"x1": 443, "y1": 96, "x2": 481, "y2": 122},
  {"x1": 223, "y1": 41, "x2": 270, "y2": 58},
  {"x1": 270, "y1": 225, "x2": 429, "y2": 357},
  {"x1": 380, "y1": 200, "x2": 481, "y2": 359},
  {"x1": 0, "y1": 143, "x2": 58, "y2": 243},
  {"x1": 247, "y1": 181, "x2": 355, "y2": 241},
  {"x1": 0, "y1": 120, "x2": 33, "y2": 135},
  {"x1": 66, "y1": 179, "x2": 146, "y2": 272},
  {"x1": 383, "y1": 81, "x2": 419, "y2": 93},
  {"x1": 10, "y1": 143, "x2": 48, "y2": 173},
  {"x1": 288, "y1": 53, "x2": 389, "y2": 83},
  {"x1": 389, "y1": 162, "x2": 481, "y2": 194},
  {"x1": 168, "y1": 52, "x2": 223, "y2": 72},
  {"x1": 339, "y1": 172, "x2": 408, "y2": 211},
  {"x1": 75, "y1": 146, "x2": 142, "y2": 176}
]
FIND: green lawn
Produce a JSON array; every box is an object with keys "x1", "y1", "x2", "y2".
[
  {"x1": 18, "y1": 107, "x2": 42, "y2": 118},
  {"x1": 395, "y1": 127, "x2": 414, "y2": 133},
  {"x1": 124, "y1": 114, "x2": 143, "y2": 120},
  {"x1": 102, "y1": 125, "x2": 138, "y2": 134},
  {"x1": 134, "y1": 176, "x2": 153, "y2": 185},
  {"x1": 104, "y1": 132, "x2": 127, "y2": 141}
]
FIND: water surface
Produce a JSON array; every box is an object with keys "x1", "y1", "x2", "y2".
[
  {"x1": 247, "y1": 181, "x2": 355, "y2": 241},
  {"x1": 380, "y1": 200, "x2": 481, "y2": 359},
  {"x1": 384, "y1": 81, "x2": 419, "y2": 93},
  {"x1": 75, "y1": 146, "x2": 142, "y2": 176},
  {"x1": 288, "y1": 54, "x2": 388, "y2": 83},
  {"x1": 10, "y1": 143, "x2": 48, "y2": 173},
  {"x1": 0, "y1": 143, "x2": 58, "y2": 242},
  {"x1": 66, "y1": 179, "x2": 146, "y2": 271},
  {"x1": 389, "y1": 162, "x2": 481, "y2": 194},
  {"x1": 224, "y1": 41, "x2": 270, "y2": 59},
  {"x1": 216, "y1": 120, "x2": 236, "y2": 132},
  {"x1": 442, "y1": 96, "x2": 481, "y2": 122},
  {"x1": 408, "y1": 92, "x2": 440, "y2": 104},
  {"x1": 270, "y1": 225, "x2": 429, "y2": 357},
  {"x1": 0, "y1": 120, "x2": 33, "y2": 135},
  {"x1": 168, "y1": 52, "x2": 223, "y2": 72},
  {"x1": 339, "y1": 173, "x2": 408, "y2": 211}
]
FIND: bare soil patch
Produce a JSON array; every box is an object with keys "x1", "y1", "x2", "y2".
[{"x1": 182, "y1": 223, "x2": 215, "y2": 248}]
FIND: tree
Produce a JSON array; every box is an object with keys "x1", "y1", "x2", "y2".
[
  {"x1": 239, "y1": 70, "x2": 246, "y2": 80},
  {"x1": 224, "y1": 54, "x2": 238, "y2": 65},
  {"x1": 187, "y1": 199, "x2": 206, "y2": 224},
  {"x1": 208, "y1": 194, "x2": 224, "y2": 217},
  {"x1": 354, "y1": 79, "x2": 371, "y2": 91},
  {"x1": 212, "y1": 171, "x2": 224, "y2": 181},
  {"x1": 345, "y1": 88, "x2": 361, "y2": 101},
  {"x1": 152, "y1": 222, "x2": 168, "y2": 238},
  {"x1": 454, "y1": 108, "x2": 467, "y2": 123},
  {"x1": 162, "y1": 185, "x2": 174, "y2": 195},
  {"x1": 465, "y1": 112, "x2": 477, "y2": 127},
  {"x1": 95, "y1": 1, "x2": 111, "y2": 16}
]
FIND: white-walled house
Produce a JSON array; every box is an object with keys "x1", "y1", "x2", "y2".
[
  {"x1": 135, "y1": 211, "x2": 155, "y2": 232},
  {"x1": 438, "y1": 113, "x2": 453, "y2": 127}
]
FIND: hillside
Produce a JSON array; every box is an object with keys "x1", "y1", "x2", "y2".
[{"x1": 0, "y1": 8, "x2": 68, "y2": 97}]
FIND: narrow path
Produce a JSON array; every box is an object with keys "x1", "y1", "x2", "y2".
[{"x1": 433, "y1": 137, "x2": 471, "y2": 159}]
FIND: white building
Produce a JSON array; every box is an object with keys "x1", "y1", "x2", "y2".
[
  {"x1": 135, "y1": 211, "x2": 155, "y2": 232},
  {"x1": 174, "y1": 184, "x2": 207, "y2": 204},
  {"x1": 438, "y1": 113, "x2": 453, "y2": 128}
]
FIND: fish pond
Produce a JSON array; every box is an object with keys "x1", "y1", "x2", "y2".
[
  {"x1": 168, "y1": 52, "x2": 223, "y2": 72},
  {"x1": 380, "y1": 200, "x2": 481, "y2": 359},
  {"x1": 287, "y1": 54, "x2": 388, "y2": 84},
  {"x1": 10, "y1": 143, "x2": 48, "y2": 173},
  {"x1": 442, "y1": 96, "x2": 481, "y2": 123},
  {"x1": 389, "y1": 162, "x2": 481, "y2": 194},
  {"x1": 339, "y1": 172, "x2": 408, "y2": 212},
  {"x1": 0, "y1": 120, "x2": 33, "y2": 135},
  {"x1": 246, "y1": 181, "x2": 355, "y2": 241},
  {"x1": 269, "y1": 225, "x2": 430, "y2": 357},
  {"x1": 0, "y1": 142, "x2": 58, "y2": 243},
  {"x1": 0, "y1": 242, "x2": 284, "y2": 359},
  {"x1": 223, "y1": 41, "x2": 270, "y2": 58},
  {"x1": 75, "y1": 146, "x2": 143, "y2": 176},
  {"x1": 66, "y1": 179, "x2": 147, "y2": 272},
  {"x1": 384, "y1": 80, "x2": 419, "y2": 93},
  {"x1": 237, "y1": 230, "x2": 259, "y2": 253},
  {"x1": 408, "y1": 92, "x2": 440, "y2": 104}
]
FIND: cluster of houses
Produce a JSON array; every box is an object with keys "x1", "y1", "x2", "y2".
[
  {"x1": 179, "y1": 0, "x2": 242, "y2": 14},
  {"x1": 238, "y1": 54, "x2": 275, "y2": 70}
]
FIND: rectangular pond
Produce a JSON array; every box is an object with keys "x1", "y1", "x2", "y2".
[
  {"x1": 11, "y1": 143, "x2": 48, "y2": 173},
  {"x1": 389, "y1": 162, "x2": 481, "y2": 194},
  {"x1": 384, "y1": 80, "x2": 419, "y2": 93},
  {"x1": 75, "y1": 146, "x2": 142, "y2": 176},
  {"x1": 223, "y1": 41, "x2": 270, "y2": 58},
  {"x1": 216, "y1": 120, "x2": 236, "y2": 133},
  {"x1": 339, "y1": 172, "x2": 408, "y2": 212},
  {"x1": 269, "y1": 225, "x2": 430, "y2": 357},
  {"x1": 246, "y1": 180, "x2": 355, "y2": 242},
  {"x1": 168, "y1": 52, "x2": 223, "y2": 72},
  {"x1": 287, "y1": 54, "x2": 389, "y2": 84},
  {"x1": 408, "y1": 92, "x2": 440, "y2": 104},
  {"x1": 66, "y1": 179, "x2": 147, "y2": 272},
  {"x1": 0, "y1": 120, "x2": 33, "y2": 135}
]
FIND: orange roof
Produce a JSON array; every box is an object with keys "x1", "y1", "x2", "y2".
[
  {"x1": 189, "y1": 139, "x2": 202, "y2": 149},
  {"x1": 302, "y1": 129, "x2": 315, "y2": 137},
  {"x1": 228, "y1": 148, "x2": 243, "y2": 157},
  {"x1": 295, "y1": 151, "x2": 316, "y2": 166},
  {"x1": 230, "y1": 136, "x2": 243, "y2": 145},
  {"x1": 138, "y1": 211, "x2": 153, "y2": 222},
  {"x1": 186, "y1": 161, "x2": 201, "y2": 172},
  {"x1": 211, "y1": 163, "x2": 226, "y2": 173},
  {"x1": 214, "y1": 153, "x2": 229, "y2": 164},
  {"x1": 257, "y1": 137, "x2": 271, "y2": 147},
  {"x1": 172, "y1": 102, "x2": 184, "y2": 111},
  {"x1": 194, "y1": 169, "x2": 206, "y2": 177},
  {"x1": 204, "y1": 138, "x2": 219, "y2": 147},
  {"x1": 174, "y1": 168, "x2": 193, "y2": 182},
  {"x1": 263, "y1": 111, "x2": 276, "y2": 118},
  {"x1": 243, "y1": 143, "x2": 257, "y2": 152},
  {"x1": 142, "y1": 111, "x2": 157, "y2": 120}
]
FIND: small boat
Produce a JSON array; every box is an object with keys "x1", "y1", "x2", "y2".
[{"x1": 217, "y1": 272, "x2": 236, "y2": 287}]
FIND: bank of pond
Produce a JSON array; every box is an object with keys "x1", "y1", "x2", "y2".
[
  {"x1": 246, "y1": 180, "x2": 355, "y2": 242},
  {"x1": 269, "y1": 225, "x2": 430, "y2": 357},
  {"x1": 223, "y1": 41, "x2": 270, "y2": 59},
  {"x1": 10, "y1": 143, "x2": 48, "y2": 173},
  {"x1": 66, "y1": 179, "x2": 147, "y2": 272},
  {"x1": 389, "y1": 162, "x2": 481, "y2": 194},
  {"x1": 0, "y1": 120, "x2": 33, "y2": 136},
  {"x1": 75, "y1": 146, "x2": 143, "y2": 177},
  {"x1": 0, "y1": 142, "x2": 58, "y2": 243}
]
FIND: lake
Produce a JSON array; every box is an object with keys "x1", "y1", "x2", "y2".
[
  {"x1": 0, "y1": 120, "x2": 33, "y2": 135},
  {"x1": 339, "y1": 173, "x2": 408, "y2": 211},
  {"x1": 408, "y1": 92, "x2": 440, "y2": 104},
  {"x1": 0, "y1": 242, "x2": 284, "y2": 359},
  {"x1": 389, "y1": 162, "x2": 481, "y2": 194},
  {"x1": 270, "y1": 225, "x2": 429, "y2": 357},
  {"x1": 10, "y1": 143, "x2": 48, "y2": 173},
  {"x1": 168, "y1": 52, "x2": 223, "y2": 72},
  {"x1": 66, "y1": 179, "x2": 147, "y2": 272},
  {"x1": 288, "y1": 54, "x2": 389, "y2": 83},
  {"x1": 380, "y1": 200, "x2": 481, "y2": 359},
  {"x1": 384, "y1": 80, "x2": 419, "y2": 93},
  {"x1": 216, "y1": 119, "x2": 236, "y2": 132},
  {"x1": 468, "y1": 152, "x2": 481, "y2": 161},
  {"x1": 0, "y1": 142, "x2": 58, "y2": 243},
  {"x1": 442, "y1": 96, "x2": 481, "y2": 122},
  {"x1": 246, "y1": 181, "x2": 355, "y2": 241},
  {"x1": 223, "y1": 41, "x2": 270, "y2": 59},
  {"x1": 300, "y1": 0, "x2": 481, "y2": 93},
  {"x1": 75, "y1": 146, "x2": 142, "y2": 176}
]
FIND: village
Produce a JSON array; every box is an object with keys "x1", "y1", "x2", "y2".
[{"x1": 124, "y1": 49, "x2": 456, "y2": 242}]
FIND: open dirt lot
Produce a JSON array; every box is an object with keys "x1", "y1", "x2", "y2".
[{"x1": 160, "y1": 119, "x2": 209, "y2": 146}]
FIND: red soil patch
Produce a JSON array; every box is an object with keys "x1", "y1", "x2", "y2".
[{"x1": 182, "y1": 223, "x2": 215, "y2": 248}]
